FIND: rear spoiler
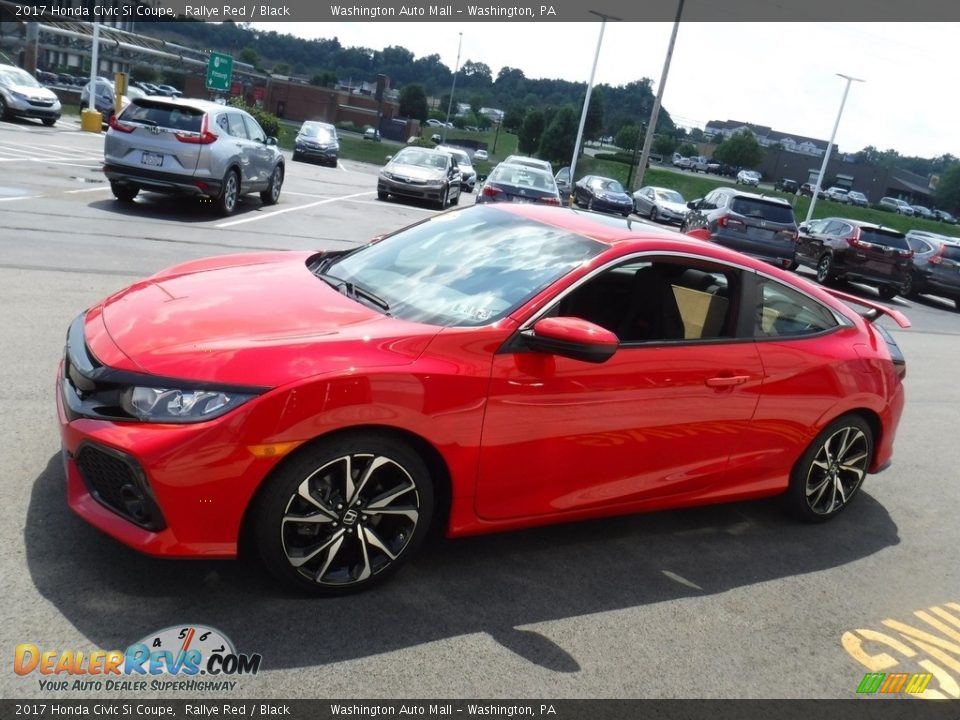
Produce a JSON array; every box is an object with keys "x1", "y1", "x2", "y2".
[{"x1": 824, "y1": 287, "x2": 911, "y2": 328}]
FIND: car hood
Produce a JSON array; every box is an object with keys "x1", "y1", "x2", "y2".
[
  {"x1": 9, "y1": 83, "x2": 58, "y2": 101},
  {"x1": 659, "y1": 200, "x2": 688, "y2": 214},
  {"x1": 597, "y1": 191, "x2": 631, "y2": 203},
  {"x1": 386, "y1": 163, "x2": 444, "y2": 181},
  {"x1": 90, "y1": 252, "x2": 440, "y2": 388}
]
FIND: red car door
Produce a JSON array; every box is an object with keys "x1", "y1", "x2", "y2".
[{"x1": 476, "y1": 339, "x2": 764, "y2": 520}]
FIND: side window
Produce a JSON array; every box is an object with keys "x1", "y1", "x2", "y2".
[
  {"x1": 242, "y1": 115, "x2": 266, "y2": 143},
  {"x1": 556, "y1": 259, "x2": 737, "y2": 344},
  {"x1": 216, "y1": 114, "x2": 230, "y2": 134},
  {"x1": 824, "y1": 221, "x2": 849, "y2": 236},
  {"x1": 225, "y1": 112, "x2": 247, "y2": 139},
  {"x1": 907, "y1": 238, "x2": 931, "y2": 253},
  {"x1": 754, "y1": 279, "x2": 839, "y2": 338}
]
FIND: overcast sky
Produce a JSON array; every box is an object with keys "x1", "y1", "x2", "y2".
[{"x1": 254, "y1": 22, "x2": 958, "y2": 159}]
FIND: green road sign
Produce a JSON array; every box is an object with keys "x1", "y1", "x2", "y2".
[{"x1": 206, "y1": 52, "x2": 233, "y2": 92}]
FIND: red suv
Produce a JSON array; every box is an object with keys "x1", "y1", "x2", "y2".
[{"x1": 794, "y1": 218, "x2": 913, "y2": 299}]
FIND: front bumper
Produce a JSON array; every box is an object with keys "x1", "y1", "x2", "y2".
[
  {"x1": 57, "y1": 316, "x2": 286, "y2": 558},
  {"x1": 8, "y1": 97, "x2": 61, "y2": 120},
  {"x1": 591, "y1": 197, "x2": 633, "y2": 214},
  {"x1": 295, "y1": 144, "x2": 338, "y2": 164},
  {"x1": 378, "y1": 175, "x2": 446, "y2": 202},
  {"x1": 103, "y1": 163, "x2": 223, "y2": 198}
]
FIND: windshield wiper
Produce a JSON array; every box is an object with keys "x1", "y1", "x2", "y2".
[{"x1": 315, "y1": 272, "x2": 391, "y2": 314}]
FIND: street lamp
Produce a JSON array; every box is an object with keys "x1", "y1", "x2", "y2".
[
  {"x1": 442, "y1": 32, "x2": 463, "y2": 145},
  {"x1": 568, "y1": 10, "x2": 621, "y2": 201},
  {"x1": 805, "y1": 73, "x2": 865, "y2": 224}
]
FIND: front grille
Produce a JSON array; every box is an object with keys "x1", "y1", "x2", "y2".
[
  {"x1": 75, "y1": 445, "x2": 165, "y2": 530},
  {"x1": 29, "y1": 99, "x2": 55, "y2": 107}
]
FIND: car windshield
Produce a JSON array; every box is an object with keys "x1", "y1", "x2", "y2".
[
  {"x1": 442, "y1": 148, "x2": 472, "y2": 166},
  {"x1": 730, "y1": 198, "x2": 795, "y2": 224},
  {"x1": 656, "y1": 190, "x2": 684, "y2": 203},
  {"x1": 395, "y1": 149, "x2": 447, "y2": 169},
  {"x1": 121, "y1": 100, "x2": 203, "y2": 132},
  {"x1": 300, "y1": 124, "x2": 333, "y2": 140},
  {"x1": 591, "y1": 178, "x2": 624, "y2": 193},
  {"x1": 848, "y1": 192, "x2": 866, "y2": 199},
  {"x1": 0, "y1": 66, "x2": 41, "y2": 88},
  {"x1": 327, "y1": 206, "x2": 604, "y2": 326}
]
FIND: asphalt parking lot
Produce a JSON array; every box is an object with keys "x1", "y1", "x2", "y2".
[{"x1": 2, "y1": 117, "x2": 959, "y2": 701}]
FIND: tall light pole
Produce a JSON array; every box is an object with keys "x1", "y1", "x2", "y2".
[
  {"x1": 633, "y1": 0, "x2": 684, "y2": 191},
  {"x1": 805, "y1": 73, "x2": 864, "y2": 224},
  {"x1": 569, "y1": 10, "x2": 621, "y2": 201},
  {"x1": 442, "y1": 32, "x2": 463, "y2": 145}
]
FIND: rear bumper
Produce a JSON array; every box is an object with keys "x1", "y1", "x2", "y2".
[{"x1": 103, "y1": 163, "x2": 222, "y2": 197}]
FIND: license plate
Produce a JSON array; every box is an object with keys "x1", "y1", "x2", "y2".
[
  {"x1": 746, "y1": 227, "x2": 773, "y2": 241},
  {"x1": 141, "y1": 151, "x2": 163, "y2": 167},
  {"x1": 511, "y1": 197, "x2": 531, "y2": 203}
]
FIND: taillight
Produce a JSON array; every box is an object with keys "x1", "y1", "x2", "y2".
[
  {"x1": 844, "y1": 227, "x2": 862, "y2": 248},
  {"x1": 481, "y1": 185, "x2": 504, "y2": 199},
  {"x1": 175, "y1": 114, "x2": 217, "y2": 145},
  {"x1": 929, "y1": 248, "x2": 943, "y2": 265},
  {"x1": 540, "y1": 196, "x2": 561, "y2": 206},
  {"x1": 717, "y1": 215, "x2": 745, "y2": 229},
  {"x1": 108, "y1": 113, "x2": 134, "y2": 133}
]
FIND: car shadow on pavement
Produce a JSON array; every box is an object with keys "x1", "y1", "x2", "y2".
[
  {"x1": 88, "y1": 195, "x2": 268, "y2": 224},
  {"x1": 26, "y1": 454, "x2": 899, "y2": 673}
]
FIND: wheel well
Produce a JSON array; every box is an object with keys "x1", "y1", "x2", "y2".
[
  {"x1": 853, "y1": 409, "x2": 883, "y2": 467},
  {"x1": 237, "y1": 425, "x2": 453, "y2": 557}
]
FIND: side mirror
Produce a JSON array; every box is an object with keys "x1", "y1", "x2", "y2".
[
  {"x1": 523, "y1": 317, "x2": 618, "y2": 364},
  {"x1": 385, "y1": 155, "x2": 393, "y2": 162},
  {"x1": 265, "y1": 136, "x2": 278, "y2": 146},
  {"x1": 687, "y1": 199, "x2": 701, "y2": 210},
  {"x1": 798, "y1": 225, "x2": 809, "y2": 233}
]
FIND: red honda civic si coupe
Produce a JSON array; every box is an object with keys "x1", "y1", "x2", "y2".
[{"x1": 57, "y1": 204, "x2": 908, "y2": 595}]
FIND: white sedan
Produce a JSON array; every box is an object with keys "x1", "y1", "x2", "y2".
[
  {"x1": 736, "y1": 170, "x2": 761, "y2": 186},
  {"x1": 474, "y1": 149, "x2": 489, "y2": 161}
]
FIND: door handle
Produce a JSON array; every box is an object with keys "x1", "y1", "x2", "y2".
[{"x1": 705, "y1": 375, "x2": 750, "y2": 388}]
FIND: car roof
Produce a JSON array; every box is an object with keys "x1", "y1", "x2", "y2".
[
  {"x1": 130, "y1": 96, "x2": 229, "y2": 113},
  {"x1": 825, "y1": 217, "x2": 905, "y2": 233},
  {"x1": 716, "y1": 187, "x2": 790, "y2": 205}
]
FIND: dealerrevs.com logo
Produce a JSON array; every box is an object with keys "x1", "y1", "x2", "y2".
[{"x1": 14, "y1": 624, "x2": 262, "y2": 692}]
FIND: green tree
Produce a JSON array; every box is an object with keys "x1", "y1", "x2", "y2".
[
  {"x1": 273, "y1": 63, "x2": 290, "y2": 76},
  {"x1": 934, "y1": 163, "x2": 960, "y2": 214},
  {"x1": 653, "y1": 134, "x2": 677, "y2": 156},
  {"x1": 398, "y1": 84, "x2": 429, "y2": 121},
  {"x1": 615, "y1": 124, "x2": 640, "y2": 152},
  {"x1": 238, "y1": 47, "x2": 259, "y2": 66},
  {"x1": 518, "y1": 109, "x2": 545, "y2": 154},
  {"x1": 677, "y1": 142, "x2": 699, "y2": 157},
  {"x1": 469, "y1": 94, "x2": 484, "y2": 115},
  {"x1": 503, "y1": 105, "x2": 526, "y2": 133},
  {"x1": 584, "y1": 87, "x2": 604, "y2": 141},
  {"x1": 538, "y1": 106, "x2": 579, "y2": 166},
  {"x1": 310, "y1": 71, "x2": 337, "y2": 87},
  {"x1": 712, "y1": 130, "x2": 763, "y2": 168}
]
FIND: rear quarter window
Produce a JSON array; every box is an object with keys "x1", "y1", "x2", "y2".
[{"x1": 942, "y1": 244, "x2": 960, "y2": 261}]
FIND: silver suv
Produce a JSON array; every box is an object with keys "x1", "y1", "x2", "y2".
[
  {"x1": 103, "y1": 98, "x2": 284, "y2": 215},
  {"x1": 0, "y1": 63, "x2": 61, "y2": 126}
]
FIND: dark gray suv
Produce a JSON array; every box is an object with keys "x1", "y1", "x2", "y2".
[
  {"x1": 103, "y1": 98, "x2": 284, "y2": 215},
  {"x1": 681, "y1": 187, "x2": 799, "y2": 269}
]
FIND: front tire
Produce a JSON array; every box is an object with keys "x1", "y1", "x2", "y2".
[
  {"x1": 216, "y1": 170, "x2": 240, "y2": 216},
  {"x1": 0, "y1": 96, "x2": 8, "y2": 120},
  {"x1": 260, "y1": 164, "x2": 283, "y2": 206},
  {"x1": 253, "y1": 433, "x2": 434, "y2": 595},
  {"x1": 42, "y1": 117, "x2": 57, "y2": 127},
  {"x1": 784, "y1": 415, "x2": 873, "y2": 523}
]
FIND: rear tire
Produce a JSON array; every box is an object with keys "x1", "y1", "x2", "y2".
[
  {"x1": 0, "y1": 96, "x2": 8, "y2": 120},
  {"x1": 784, "y1": 414, "x2": 873, "y2": 523},
  {"x1": 110, "y1": 182, "x2": 139, "y2": 202},
  {"x1": 260, "y1": 164, "x2": 283, "y2": 206},
  {"x1": 816, "y1": 254, "x2": 835, "y2": 285},
  {"x1": 902, "y1": 272, "x2": 918, "y2": 298},
  {"x1": 42, "y1": 118, "x2": 57, "y2": 127},
  {"x1": 216, "y1": 170, "x2": 240, "y2": 216},
  {"x1": 877, "y1": 285, "x2": 898, "y2": 301},
  {"x1": 650, "y1": 206, "x2": 659, "y2": 222},
  {"x1": 252, "y1": 432, "x2": 434, "y2": 595}
]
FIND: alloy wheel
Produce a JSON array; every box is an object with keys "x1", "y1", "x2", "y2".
[
  {"x1": 804, "y1": 426, "x2": 869, "y2": 516},
  {"x1": 270, "y1": 166, "x2": 283, "y2": 202},
  {"x1": 816, "y1": 255, "x2": 833, "y2": 284},
  {"x1": 222, "y1": 173, "x2": 238, "y2": 213},
  {"x1": 280, "y1": 452, "x2": 421, "y2": 587}
]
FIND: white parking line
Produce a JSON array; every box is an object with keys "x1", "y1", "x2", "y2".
[
  {"x1": 215, "y1": 190, "x2": 376, "y2": 229},
  {"x1": 29, "y1": 159, "x2": 101, "y2": 168},
  {"x1": 346, "y1": 199, "x2": 435, "y2": 213},
  {"x1": 0, "y1": 195, "x2": 40, "y2": 202},
  {"x1": 64, "y1": 186, "x2": 111, "y2": 194}
]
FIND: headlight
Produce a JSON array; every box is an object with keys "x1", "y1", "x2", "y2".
[
  {"x1": 120, "y1": 386, "x2": 256, "y2": 423},
  {"x1": 426, "y1": 179, "x2": 445, "y2": 187},
  {"x1": 381, "y1": 171, "x2": 394, "y2": 180},
  {"x1": 10, "y1": 91, "x2": 28, "y2": 102}
]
